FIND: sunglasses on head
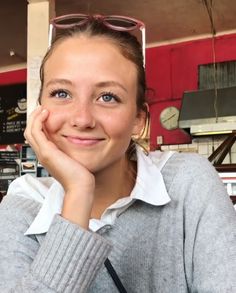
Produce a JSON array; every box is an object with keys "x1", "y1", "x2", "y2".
[{"x1": 49, "y1": 14, "x2": 146, "y2": 67}]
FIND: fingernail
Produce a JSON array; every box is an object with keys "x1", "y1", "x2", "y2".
[{"x1": 41, "y1": 109, "x2": 48, "y2": 114}]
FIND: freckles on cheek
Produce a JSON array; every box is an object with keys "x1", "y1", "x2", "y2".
[{"x1": 105, "y1": 115, "x2": 134, "y2": 139}]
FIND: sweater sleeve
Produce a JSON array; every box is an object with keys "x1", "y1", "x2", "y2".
[
  {"x1": 0, "y1": 196, "x2": 112, "y2": 292},
  {"x1": 174, "y1": 154, "x2": 236, "y2": 292}
]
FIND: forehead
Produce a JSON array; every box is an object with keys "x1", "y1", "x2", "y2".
[
  {"x1": 44, "y1": 36, "x2": 138, "y2": 85},
  {"x1": 49, "y1": 35, "x2": 134, "y2": 63}
]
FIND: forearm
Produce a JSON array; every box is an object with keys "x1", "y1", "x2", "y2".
[
  {"x1": 0, "y1": 200, "x2": 111, "y2": 292},
  {"x1": 30, "y1": 215, "x2": 111, "y2": 292}
]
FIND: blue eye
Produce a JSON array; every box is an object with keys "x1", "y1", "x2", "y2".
[
  {"x1": 50, "y1": 89, "x2": 70, "y2": 99},
  {"x1": 99, "y1": 92, "x2": 119, "y2": 103},
  {"x1": 102, "y1": 94, "x2": 114, "y2": 102}
]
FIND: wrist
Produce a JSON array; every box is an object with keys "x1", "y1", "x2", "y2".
[{"x1": 61, "y1": 191, "x2": 94, "y2": 229}]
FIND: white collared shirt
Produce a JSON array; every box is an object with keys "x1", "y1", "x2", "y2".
[{"x1": 7, "y1": 147, "x2": 174, "y2": 235}]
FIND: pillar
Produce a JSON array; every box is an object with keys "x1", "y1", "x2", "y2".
[{"x1": 27, "y1": 0, "x2": 55, "y2": 117}]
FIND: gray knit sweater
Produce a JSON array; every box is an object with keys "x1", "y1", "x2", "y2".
[{"x1": 1, "y1": 152, "x2": 236, "y2": 292}]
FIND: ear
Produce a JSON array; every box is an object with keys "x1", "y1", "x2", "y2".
[{"x1": 132, "y1": 103, "x2": 149, "y2": 138}]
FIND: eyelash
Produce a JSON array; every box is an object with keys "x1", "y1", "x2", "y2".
[
  {"x1": 99, "y1": 92, "x2": 120, "y2": 103},
  {"x1": 49, "y1": 89, "x2": 70, "y2": 99},
  {"x1": 48, "y1": 89, "x2": 120, "y2": 103}
]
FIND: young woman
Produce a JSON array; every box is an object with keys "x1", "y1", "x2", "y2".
[{"x1": 1, "y1": 14, "x2": 236, "y2": 292}]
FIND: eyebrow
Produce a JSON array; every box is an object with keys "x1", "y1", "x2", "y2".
[
  {"x1": 45, "y1": 79, "x2": 128, "y2": 93},
  {"x1": 95, "y1": 81, "x2": 128, "y2": 93},
  {"x1": 45, "y1": 79, "x2": 73, "y2": 88}
]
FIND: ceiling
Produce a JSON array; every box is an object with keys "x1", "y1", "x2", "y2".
[{"x1": 1, "y1": 0, "x2": 236, "y2": 68}]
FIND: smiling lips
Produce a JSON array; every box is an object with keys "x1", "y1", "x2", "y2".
[{"x1": 65, "y1": 135, "x2": 105, "y2": 146}]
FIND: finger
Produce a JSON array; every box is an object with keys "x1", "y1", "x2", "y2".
[
  {"x1": 24, "y1": 106, "x2": 43, "y2": 142},
  {"x1": 31, "y1": 110, "x2": 61, "y2": 168},
  {"x1": 24, "y1": 107, "x2": 49, "y2": 154},
  {"x1": 30, "y1": 108, "x2": 50, "y2": 143}
]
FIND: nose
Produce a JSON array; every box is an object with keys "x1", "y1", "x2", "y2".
[{"x1": 69, "y1": 102, "x2": 96, "y2": 129}]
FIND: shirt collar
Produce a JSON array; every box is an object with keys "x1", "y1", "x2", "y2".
[
  {"x1": 7, "y1": 147, "x2": 174, "y2": 235},
  {"x1": 129, "y1": 146, "x2": 173, "y2": 205}
]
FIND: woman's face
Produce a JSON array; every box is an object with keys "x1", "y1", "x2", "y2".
[{"x1": 40, "y1": 36, "x2": 145, "y2": 174}]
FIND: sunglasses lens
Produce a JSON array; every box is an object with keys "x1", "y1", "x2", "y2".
[
  {"x1": 104, "y1": 17, "x2": 138, "y2": 30},
  {"x1": 54, "y1": 16, "x2": 88, "y2": 27}
]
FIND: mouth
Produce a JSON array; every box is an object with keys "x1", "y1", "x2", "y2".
[{"x1": 63, "y1": 135, "x2": 105, "y2": 146}]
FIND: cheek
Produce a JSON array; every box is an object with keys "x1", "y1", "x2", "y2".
[{"x1": 103, "y1": 110, "x2": 136, "y2": 139}]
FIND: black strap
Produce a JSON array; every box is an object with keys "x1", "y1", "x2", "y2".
[{"x1": 104, "y1": 258, "x2": 128, "y2": 293}]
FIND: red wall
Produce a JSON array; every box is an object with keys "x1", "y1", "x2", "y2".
[
  {"x1": 0, "y1": 68, "x2": 26, "y2": 85},
  {"x1": 146, "y1": 33, "x2": 236, "y2": 150}
]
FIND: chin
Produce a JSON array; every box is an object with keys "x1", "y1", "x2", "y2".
[{"x1": 69, "y1": 153, "x2": 100, "y2": 173}]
